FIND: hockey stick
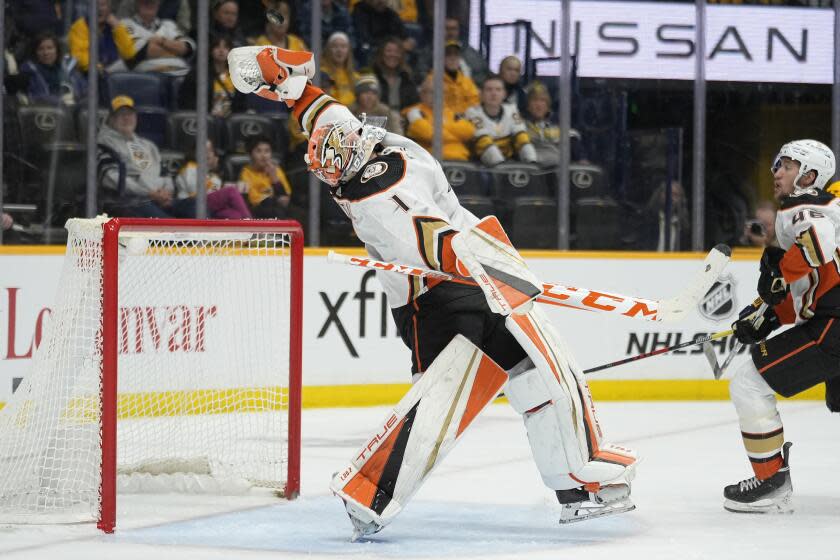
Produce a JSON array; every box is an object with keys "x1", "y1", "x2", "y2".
[
  {"x1": 327, "y1": 244, "x2": 731, "y2": 323},
  {"x1": 703, "y1": 301, "x2": 768, "y2": 380},
  {"x1": 584, "y1": 328, "x2": 733, "y2": 374}
]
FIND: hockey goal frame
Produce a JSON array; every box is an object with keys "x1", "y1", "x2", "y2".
[{"x1": 98, "y1": 218, "x2": 303, "y2": 533}]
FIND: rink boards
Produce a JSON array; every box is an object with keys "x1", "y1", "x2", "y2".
[{"x1": 0, "y1": 246, "x2": 825, "y2": 408}]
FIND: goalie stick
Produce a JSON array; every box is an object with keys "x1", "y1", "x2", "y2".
[{"x1": 327, "y1": 244, "x2": 731, "y2": 323}]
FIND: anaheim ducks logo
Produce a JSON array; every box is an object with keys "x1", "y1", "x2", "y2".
[
  {"x1": 360, "y1": 162, "x2": 388, "y2": 183},
  {"x1": 699, "y1": 272, "x2": 736, "y2": 321}
]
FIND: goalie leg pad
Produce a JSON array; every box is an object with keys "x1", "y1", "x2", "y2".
[
  {"x1": 505, "y1": 307, "x2": 638, "y2": 490},
  {"x1": 451, "y1": 216, "x2": 543, "y2": 315},
  {"x1": 330, "y1": 335, "x2": 508, "y2": 537}
]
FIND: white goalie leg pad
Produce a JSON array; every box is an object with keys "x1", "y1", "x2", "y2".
[
  {"x1": 505, "y1": 306, "x2": 638, "y2": 490},
  {"x1": 451, "y1": 216, "x2": 542, "y2": 315},
  {"x1": 330, "y1": 335, "x2": 508, "y2": 539}
]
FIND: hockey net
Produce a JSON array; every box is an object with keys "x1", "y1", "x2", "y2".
[{"x1": 0, "y1": 217, "x2": 303, "y2": 532}]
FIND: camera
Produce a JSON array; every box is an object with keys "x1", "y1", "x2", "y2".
[{"x1": 747, "y1": 220, "x2": 765, "y2": 236}]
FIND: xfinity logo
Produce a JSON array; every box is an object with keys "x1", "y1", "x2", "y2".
[{"x1": 318, "y1": 271, "x2": 398, "y2": 357}]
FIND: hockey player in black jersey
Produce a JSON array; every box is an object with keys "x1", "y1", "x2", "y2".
[{"x1": 727, "y1": 139, "x2": 837, "y2": 513}]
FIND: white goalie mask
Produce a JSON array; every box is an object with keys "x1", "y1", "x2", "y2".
[
  {"x1": 772, "y1": 139, "x2": 836, "y2": 191},
  {"x1": 304, "y1": 115, "x2": 387, "y2": 186}
]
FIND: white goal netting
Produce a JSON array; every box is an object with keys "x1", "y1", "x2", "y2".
[{"x1": 0, "y1": 217, "x2": 300, "y2": 526}]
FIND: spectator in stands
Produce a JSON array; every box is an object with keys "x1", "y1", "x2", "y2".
[
  {"x1": 176, "y1": 140, "x2": 252, "y2": 219},
  {"x1": 438, "y1": 40, "x2": 479, "y2": 116},
  {"x1": 349, "y1": 74, "x2": 403, "y2": 135},
  {"x1": 465, "y1": 75, "x2": 536, "y2": 167},
  {"x1": 251, "y1": 0, "x2": 308, "y2": 51},
  {"x1": 321, "y1": 32, "x2": 359, "y2": 106},
  {"x1": 403, "y1": 76, "x2": 474, "y2": 161},
  {"x1": 9, "y1": 0, "x2": 61, "y2": 37},
  {"x1": 741, "y1": 200, "x2": 777, "y2": 248},
  {"x1": 239, "y1": 135, "x2": 293, "y2": 219},
  {"x1": 444, "y1": 17, "x2": 488, "y2": 85},
  {"x1": 352, "y1": 0, "x2": 409, "y2": 67},
  {"x1": 69, "y1": 0, "x2": 136, "y2": 74},
  {"x1": 499, "y1": 55, "x2": 527, "y2": 113},
  {"x1": 117, "y1": 0, "x2": 192, "y2": 34},
  {"x1": 178, "y1": 34, "x2": 246, "y2": 117},
  {"x1": 97, "y1": 95, "x2": 196, "y2": 218},
  {"x1": 372, "y1": 38, "x2": 419, "y2": 112},
  {"x1": 523, "y1": 81, "x2": 585, "y2": 167},
  {"x1": 298, "y1": 0, "x2": 355, "y2": 48},
  {"x1": 211, "y1": 0, "x2": 247, "y2": 47},
  {"x1": 122, "y1": 0, "x2": 196, "y2": 76},
  {"x1": 21, "y1": 32, "x2": 87, "y2": 106},
  {"x1": 639, "y1": 180, "x2": 690, "y2": 252}
]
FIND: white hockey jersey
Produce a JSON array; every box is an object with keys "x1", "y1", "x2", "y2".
[
  {"x1": 121, "y1": 16, "x2": 195, "y2": 75},
  {"x1": 292, "y1": 85, "x2": 479, "y2": 307},
  {"x1": 463, "y1": 103, "x2": 536, "y2": 166},
  {"x1": 774, "y1": 188, "x2": 840, "y2": 323}
]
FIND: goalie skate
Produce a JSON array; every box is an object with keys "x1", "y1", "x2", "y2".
[
  {"x1": 556, "y1": 483, "x2": 635, "y2": 524},
  {"x1": 341, "y1": 497, "x2": 384, "y2": 542}
]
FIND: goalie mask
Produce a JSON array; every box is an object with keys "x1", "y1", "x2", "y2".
[
  {"x1": 771, "y1": 139, "x2": 836, "y2": 191},
  {"x1": 305, "y1": 117, "x2": 387, "y2": 186}
]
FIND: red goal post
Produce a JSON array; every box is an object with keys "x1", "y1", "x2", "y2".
[{"x1": 0, "y1": 217, "x2": 303, "y2": 533}]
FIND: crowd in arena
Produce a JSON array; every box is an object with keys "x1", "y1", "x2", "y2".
[{"x1": 1, "y1": 0, "x2": 833, "y2": 248}]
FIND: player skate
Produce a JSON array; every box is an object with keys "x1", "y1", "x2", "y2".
[
  {"x1": 723, "y1": 442, "x2": 793, "y2": 514},
  {"x1": 556, "y1": 481, "x2": 635, "y2": 524}
]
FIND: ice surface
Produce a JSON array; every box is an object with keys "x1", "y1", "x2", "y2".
[{"x1": 1, "y1": 401, "x2": 837, "y2": 560}]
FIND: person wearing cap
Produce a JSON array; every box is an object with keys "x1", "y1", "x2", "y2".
[
  {"x1": 97, "y1": 95, "x2": 196, "y2": 218},
  {"x1": 349, "y1": 74, "x2": 403, "y2": 135},
  {"x1": 444, "y1": 17, "x2": 488, "y2": 85},
  {"x1": 121, "y1": 0, "x2": 196, "y2": 76},
  {"x1": 433, "y1": 39, "x2": 479, "y2": 117},
  {"x1": 402, "y1": 76, "x2": 475, "y2": 162},
  {"x1": 523, "y1": 81, "x2": 585, "y2": 168}
]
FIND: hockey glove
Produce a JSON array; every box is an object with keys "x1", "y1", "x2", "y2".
[
  {"x1": 757, "y1": 246, "x2": 788, "y2": 306},
  {"x1": 228, "y1": 46, "x2": 315, "y2": 103},
  {"x1": 731, "y1": 302, "x2": 779, "y2": 345}
]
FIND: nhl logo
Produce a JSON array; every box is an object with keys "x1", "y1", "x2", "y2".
[{"x1": 699, "y1": 273, "x2": 736, "y2": 321}]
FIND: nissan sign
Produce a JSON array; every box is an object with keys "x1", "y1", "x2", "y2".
[{"x1": 469, "y1": 1, "x2": 833, "y2": 84}]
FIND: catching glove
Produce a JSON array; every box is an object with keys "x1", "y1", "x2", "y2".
[{"x1": 228, "y1": 46, "x2": 315, "y2": 103}]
